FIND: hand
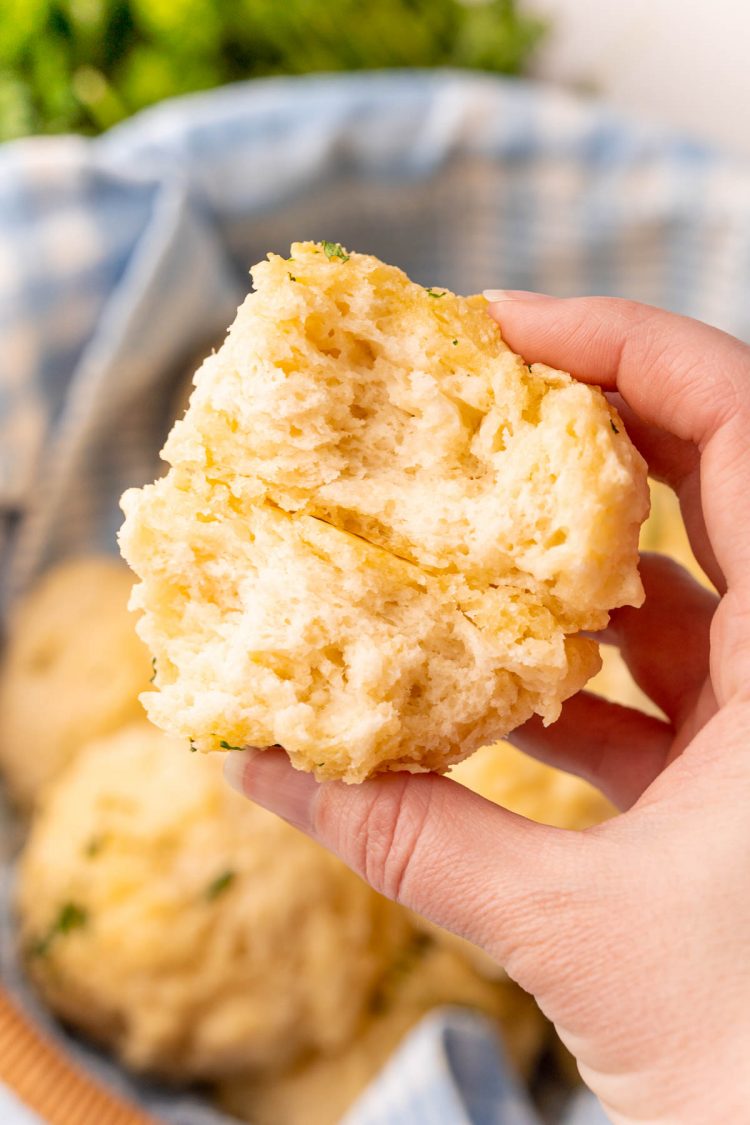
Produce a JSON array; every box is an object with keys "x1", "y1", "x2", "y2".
[{"x1": 224, "y1": 295, "x2": 750, "y2": 1124}]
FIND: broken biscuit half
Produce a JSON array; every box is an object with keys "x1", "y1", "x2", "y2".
[{"x1": 119, "y1": 242, "x2": 648, "y2": 782}]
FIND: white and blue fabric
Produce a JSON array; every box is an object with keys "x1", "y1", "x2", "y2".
[{"x1": 3, "y1": 69, "x2": 750, "y2": 1122}]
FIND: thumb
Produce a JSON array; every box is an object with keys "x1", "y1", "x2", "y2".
[{"x1": 224, "y1": 747, "x2": 594, "y2": 973}]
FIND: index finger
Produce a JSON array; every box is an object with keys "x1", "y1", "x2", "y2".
[{"x1": 486, "y1": 295, "x2": 750, "y2": 598}]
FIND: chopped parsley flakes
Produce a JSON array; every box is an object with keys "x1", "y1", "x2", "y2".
[
  {"x1": 30, "y1": 902, "x2": 88, "y2": 959},
  {"x1": 84, "y1": 836, "x2": 105, "y2": 859},
  {"x1": 368, "y1": 931, "x2": 434, "y2": 1015},
  {"x1": 425, "y1": 287, "x2": 445, "y2": 298},
  {"x1": 219, "y1": 739, "x2": 244, "y2": 751},
  {"x1": 322, "y1": 241, "x2": 350, "y2": 262},
  {"x1": 610, "y1": 419, "x2": 619, "y2": 434},
  {"x1": 205, "y1": 870, "x2": 236, "y2": 901}
]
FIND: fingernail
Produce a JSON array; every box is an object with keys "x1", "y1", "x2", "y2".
[
  {"x1": 224, "y1": 746, "x2": 319, "y2": 834},
  {"x1": 223, "y1": 748, "x2": 254, "y2": 795},
  {"x1": 483, "y1": 289, "x2": 551, "y2": 303}
]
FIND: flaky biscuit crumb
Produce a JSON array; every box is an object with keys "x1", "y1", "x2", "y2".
[{"x1": 120, "y1": 242, "x2": 648, "y2": 781}]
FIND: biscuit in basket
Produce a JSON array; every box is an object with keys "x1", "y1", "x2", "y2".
[
  {"x1": 16, "y1": 721, "x2": 410, "y2": 1079},
  {"x1": 0, "y1": 557, "x2": 151, "y2": 808},
  {"x1": 218, "y1": 940, "x2": 546, "y2": 1125}
]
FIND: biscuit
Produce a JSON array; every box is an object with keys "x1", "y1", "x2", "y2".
[
  {"x1": 218, "y1": 941, "x2": 546, "y2": 1125},
  {"x1": 450, "y1": 740, "x2": 615, "y2": 828},
  {"x1": 16, "y1": 722, "x2": 410, "y2": 1078},
  {"x1": 0, "y1": 557, "x2": 152, "y2": 807},
  {"x1": 120, "y1": 242, "x2": 648, "y2": 781}
]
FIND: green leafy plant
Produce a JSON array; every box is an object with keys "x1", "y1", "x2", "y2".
[{"x1": 0, "y1": 0, "x2": 545, "y2": 140}]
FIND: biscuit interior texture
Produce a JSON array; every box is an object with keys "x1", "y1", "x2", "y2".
[
  {"x1": 17, "y1": 722, "x2": 409, "y2": 1078},
  {"x1": 120, "y1": 242, "x2": 648, "y2": 781}
]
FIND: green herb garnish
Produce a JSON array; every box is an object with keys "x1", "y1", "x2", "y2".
[
  {"x1": 30, "y1": 902, "x2": 88, "y2": 959},
  {"x1": 149, "y1": 657, "x2": 157, "y2": 683},
  {"x1": 610, "y1": 419, "x2": 619, "y2": 434},
  {"x1": 219, "y1": 739, "x2": 244, "y2": 751},
  {"x1": 425, "y1": 288, "x2": 445, "y2": 298},
  {"x1": 452, "y1": 339, "x2": 458, "y2": 346},
  {"x1": 288, "y1": 273, "x2": 297, "y2": 282},
  {"x1": 84, "y1": 836, "x2": 104, "y2": 859},
  {"x1": 322, "y1": 241, "x2": 350, "y2": 262},
  {"x1": 189, "y1": 740, "x2": 199, "y2": 753},
  {"x1": 368, "y1": 931, "x2": 434, "y2": 1014},
  {"x1": 205, "y1": 870, "x2": 236, "y2": 901}
]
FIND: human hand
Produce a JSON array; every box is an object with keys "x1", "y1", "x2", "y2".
[{"x1": 224, "y1": 295, "x2": 750, "y2": 1124}]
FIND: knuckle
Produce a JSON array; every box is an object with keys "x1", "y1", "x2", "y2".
[{"x1": 316, "y1": 775, "x2": 433, "y2": 903}]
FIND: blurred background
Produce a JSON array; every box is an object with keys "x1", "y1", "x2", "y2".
[
  {"x1": 0, "y1": 0, "x2": 545, "y2": 139},
  {"x1": 524, "y1": 0, "x2": 750, "y2": 156},
  {"x1": 3, "y1": 0, "x2": 750, "y2": 153}
]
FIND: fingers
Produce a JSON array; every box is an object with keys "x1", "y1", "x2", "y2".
[
  {"x1": 486, "y1": 294, "x2": 750, "y2": 606},
  {"x1": 606, "y1": 394, "x2": 723, "y2": 592},
  {"x1": 509, "y1": 554, "x2": 717, "y2": 806},
  {"x1": 605, "y1": 393, "x2": 699, "y2": 492},
  {"x1": 508, "y1": 691, "x2": 673, "y2": 809},
  {"x1": 224, "y1": 747, "x2": 594, "y2": 968},
  {"x1": 487, "y1": 293, "x2": 747, "y2": 445},
  {"x1": 604, "y1": 553, "x2": 718, "y2": 727}
]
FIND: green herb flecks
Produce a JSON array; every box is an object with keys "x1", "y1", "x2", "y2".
[
  {"x1": 288, "y1": 273, "x2": 297, "y2": 281},
  {"x1": 219, "y1": 739, "x2": 244, "y2": 751},
  {"x1": 149, "y1": 657, "x2": 157, "y2": 683},
  {"x1": 30, "y1": 902, "x2": 88, "y2": 959},
  {"x1": 84, "y1": 836, "x2": 105, "y2": 859},
  {"x1": 205, "y1": 870, "x2": 236, "y2": 901},
  {"x1": 425, "y1": 287, "x2": 445, "y2": 298},
  {"x1": 189, "y1": 740, "x2": 199, "y2": 753},
  {"x1": 322, "y1": 241, "x2": 350, "y2": 262},
  {"x1": 610, "y1": 419, "x2": 619, "y2": 434},
  {"x1": 368, "y1": 931, "x2": 434, "y2": 1015},
  {"x1": 452, "y1": 339, "x2": 458, "y2": 346}
]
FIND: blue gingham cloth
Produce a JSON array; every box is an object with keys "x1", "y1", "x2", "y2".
[{"x1": 3, "y1": 69, "x2": 750, "y2": 1123}]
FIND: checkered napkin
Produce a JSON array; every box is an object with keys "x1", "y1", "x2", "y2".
[{"x1": 3, "y1": 68, "x2": 750, "y2": 1123}]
